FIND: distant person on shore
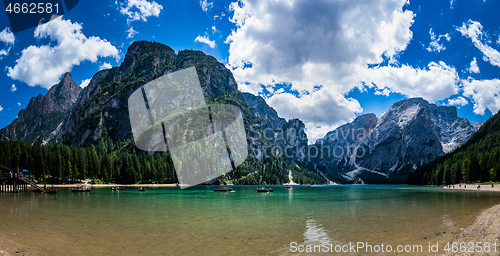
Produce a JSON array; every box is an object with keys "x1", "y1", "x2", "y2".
[
  {"x1": 477, "y1": 185, "x2": 480, "y2": 190},
  {"x1": 492, "y1": 184, "x2": 494, "y2": 188},
  {"x1": 9, "y1": 171, "x2": 12, "y2": 178}
]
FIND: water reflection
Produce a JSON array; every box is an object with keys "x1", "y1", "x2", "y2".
[{"x1": 303, "y1": 213, "x2": 332, "y2": 245}]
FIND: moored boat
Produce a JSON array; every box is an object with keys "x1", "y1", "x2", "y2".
[
  {"x1": 284, "y1": 185, "x2": 291, "y2": 189},
  {"x1": 46, "y1": 189, "x2": 57, "y2": 194},
  {"x1": 72, "y1": 188, "x2": 91, "y2": 192},
  {"x1": 257, "y1": 187, "x2": 273, "y2": 192},
  {"x1": 214, "y1": 187, "x2": 232, "y2": 192},
  {"x1": 139, "y1": 187, "x2": 147, "y2": 191}
]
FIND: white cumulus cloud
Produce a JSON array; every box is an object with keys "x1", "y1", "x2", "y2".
[
  {"x1": 364, "y1": 61, "x2": 460, "y2": 103},
  {"x1": 117, "y1": 0, "x2": 163, "y2": 23},
  {"x1": 0, "y1": 105, "x2": 3, "y2": 112},
  {"x1": 426, "y1": 28, "x2": 450, "y2": 52},
  {"x1": 0, "y1": 28, "x2": 15, "y2": 44},
  {"x1": 468, "y1": 57, "x2": 480, "y2": 73},
  {"x1": 458, "y1": 20, "x2": 500, "y2": 68},
  {"x1": 10, "y1": 84, "x2": 16, "y2": 92},
  {"x1": 80, "y1": 78, "x2": 92, "y2": 88},
  {"x1": 463, "y1": 78, "x2": 500, "y2": 115},
  {"x1": 7, "y1": 18, "x2": 119, "y2": 89},
  {"x1": 0, "y1": 27, "x2": 15, "y2": 59},
  {"x1": 200, "y1": 0, "x2": 213, "y2": 13},
  {"x1": 447, "y1": 96, "x2": 468, "y2": 106},
  {"x1": 195, "y1": 35, "x2": 216, "y2": 48},
  {"x1": 375, "y1": 88, "x2": 392, "y2": 96},
  {"x1": 100, "y1": 62, "x2": 113, "y2": 70},
  {"x1": 126, "y1": 27, "x2": 138, "y2": 38}
]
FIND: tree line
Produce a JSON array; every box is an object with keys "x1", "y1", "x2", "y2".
[
  {"x1": 0, "y1": 139, "x2": 178, "y2": 184},
  {"x1": 0, "y1": 139, "x2": 324, "y2": 185}
]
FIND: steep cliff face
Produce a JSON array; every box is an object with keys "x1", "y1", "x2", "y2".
[
  {"x1": 243, "y1": 93, "x2": 309, "y2": 162},
  {"x1": 0, "y1": 72, "x2": 81, "y2": 143},
  {"x1": 313, "y1": 98, "x2": 482, "y2": 183},
  {"x1": 52, "y1": 41, "x2": 240, "y2": 148},
  {"x1": 243, "y1": 92, "x2": 285, "y2": 130}
]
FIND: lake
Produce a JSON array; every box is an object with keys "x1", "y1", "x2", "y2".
[{"x1": 1, "y1": 185, "x2": 499, "y2": 255}]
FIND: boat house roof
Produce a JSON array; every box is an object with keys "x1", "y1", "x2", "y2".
[{"x1": 0, "y1": 164, "x2": 12, "y2": 173}]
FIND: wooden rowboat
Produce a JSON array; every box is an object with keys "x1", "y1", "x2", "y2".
[
  {"x1": 72, "y1": 189, "x2": 91, "y2": 192},
  {"x1": 46, "y1": 189, "x2": 57, "y2": 194},
  {"x1": 117, "y1": 187, "x2": 125, "y2": 190},
  {"x1": 284, "y1": 185, "x2": 291, "y2": 189},
  {"x1": 139, "y1": 188, "x2": 147, "y2": 191},
  {"x1": 214, "y1": 187, "x2": 232, "y2": 192},
  {"x1": 257, "y1": 188, "x2": 273, "y2": 192}
]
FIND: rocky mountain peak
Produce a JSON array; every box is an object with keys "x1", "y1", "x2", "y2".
[
  {"x1": 47, "y1": 72, "x2": 81, "y2": 104},
  {"x1": 124, "y1": 40, "x2": 175, "y2": 60},
  {"x1": 118, "y1": 41, "x2": 176, "y2": 80},
  {"x1": 0, "y1": 73, "x2": 83, "y2": 143}
]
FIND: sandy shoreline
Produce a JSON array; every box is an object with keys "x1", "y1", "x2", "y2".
[
  {"x1": 441, "y1": 185, "x2": 500, "y2": 255},
  {"x1": 442, "y1": 204, "x2": 500, "y2": 255},
  {"x1": 443, "y1": 184, "x2": 500, "y2": 192},
  {"x1": 0, "y1": 234, "x2": 28, "y2": 256}
]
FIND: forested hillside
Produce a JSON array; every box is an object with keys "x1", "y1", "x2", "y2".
[
  {"x1": 407, "y1": 110, "x2": 500, "y2": 185},
  {"x1": 0, "y1": 139, "x2": 325, "y2": 185}
]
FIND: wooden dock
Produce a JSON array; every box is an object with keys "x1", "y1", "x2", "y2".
[{"x1": 0, "y1": 164, "x2": 46, "y2": 193}]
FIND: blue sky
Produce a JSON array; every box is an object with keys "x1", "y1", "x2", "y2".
[{"x1": 1, "y1": 0, "x2": 500, "y2": 143}]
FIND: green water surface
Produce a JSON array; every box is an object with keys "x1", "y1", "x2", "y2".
[{"x1": 1, "y1": 185, "x2": 499, "y2": 255}]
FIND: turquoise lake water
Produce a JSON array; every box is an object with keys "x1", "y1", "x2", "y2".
[{"x1": 1, "y1": 185, "x2": 500, "y2": 255}]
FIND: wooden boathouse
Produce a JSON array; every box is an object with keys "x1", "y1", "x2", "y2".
[{"x1": 0, "y1": 164, "x2": 46, "y2": 193}]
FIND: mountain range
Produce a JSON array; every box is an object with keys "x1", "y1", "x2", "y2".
[
  {"x1": 312, "y1": 98, "x2": 482, "y2": 183},
  {"x1": 0, "y1": 41, "x2": 483, "y2": 184}
]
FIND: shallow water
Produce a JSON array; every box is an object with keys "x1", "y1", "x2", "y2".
[{"x1": 1, "y1": 185, "x2": 499, "y2": 255}]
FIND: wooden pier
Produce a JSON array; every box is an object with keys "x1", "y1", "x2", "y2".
[{"x1": 0, "y1": 164, "x2": 45, "y2": 193}]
